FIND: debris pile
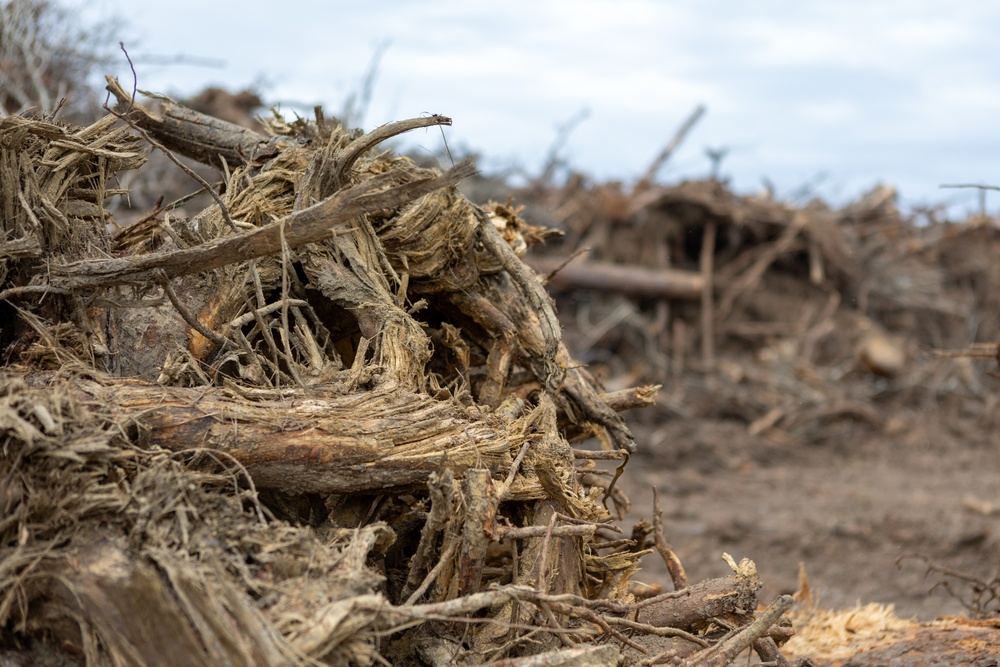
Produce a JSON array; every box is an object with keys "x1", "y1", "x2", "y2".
[
  {"x1": 504, "y1": 125, "x2": 1000, "y2": 667},
  {"x1": 518, "y1": 171, "x2": 1000, "y2": 447},
  {"x1": 0, "y1": 80, "x2": 798, "y2": 666}
]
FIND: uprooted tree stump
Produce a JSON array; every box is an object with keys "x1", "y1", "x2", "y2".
[{"x1": 0, "y1": 77, "x2": 795, "y2": 666}]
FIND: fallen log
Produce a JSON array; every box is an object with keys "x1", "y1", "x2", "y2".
[
  {"x1": 15, "y1": 372, "x2": 651, "y2": 499},
  {"x1": 524, "y1": 256, "x2": 703, "y2": 299},
  {"x1": 47, "y1": 375, "x2": 524, "y2": 495}
]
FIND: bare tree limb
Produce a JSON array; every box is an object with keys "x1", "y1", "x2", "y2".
[
  {"x1": 635, "y1": 104, "x2": 706, "y2": 191},
  {"x1": 51, "y1": 160, "x2": 476, "y2": 289}
]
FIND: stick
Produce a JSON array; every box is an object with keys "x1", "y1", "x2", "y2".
[
  {"x1": 691, "y1": 595, "x2": 792, "y2": 667},
  {"x1": 524, "y1": 256, "x2": 703, "y2": 300},
  {"x1": 652, "y1": 489, "x2": 687, "y2": 590},
  {"x1": 671, "y1": 319, "x2": 685, "y2": 382},
  {"x1": 106, "y1": 76, "x2": 272, "y2": 168},
  {"x1": 635, "y1": 104, "x2": 706, "y2": 191},
  {"x1": 699, "y1": 221, "x2": 716, "y2": 372},
  {"x1": 52, "y1": 160, "x2": 476, "y2": 288},
  {"x1": 716, "y1": 213, "x2": 806, "y2": 321}
]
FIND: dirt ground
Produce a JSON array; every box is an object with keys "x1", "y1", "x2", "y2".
[{"x1": 619, "y1": 395, "x2": 999, "y2": 621}]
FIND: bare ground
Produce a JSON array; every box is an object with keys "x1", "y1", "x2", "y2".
[{"x1": 621, "y1": 398, "x2": 1000, "y2": 621}]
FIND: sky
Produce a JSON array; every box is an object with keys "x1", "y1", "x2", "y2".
[{"x1": 79, "y1": 0, "x2": 1000, "y2": 216}]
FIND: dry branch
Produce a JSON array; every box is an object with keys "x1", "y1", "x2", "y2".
[
  {"x1": 107, "y1": 76, "x2": 275, "y2": 167},
  {"x1": 635, "y1": 104, "x2": 707, "y2": 191},
  {"x1": 700, "y1": 220, "x2": 717, "y2": 370},
  {"x1": 525, "y1": 255, "x2": 704, "y2": 299},
  {"x1": 52, "y1": 160, "x2": 476, "y2": 288},
  {"x1": 637, "y1": 556, "x2": 761, "y2": 631}
]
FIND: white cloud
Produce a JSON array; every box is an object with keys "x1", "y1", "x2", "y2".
[
  {"x1": 796, "y1": 100, "x2": 859, "y2": 125},
  {"x1": 66, "y1": 0, "x2": 1000, "y2": 208}
]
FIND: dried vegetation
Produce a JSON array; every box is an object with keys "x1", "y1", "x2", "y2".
[{"x1": 0, "y1": 77, "x2": 808, "y2": 666}]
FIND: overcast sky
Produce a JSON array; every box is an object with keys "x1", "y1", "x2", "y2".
[{"x1": 83, "y1": 0, "x2": 1000, "y2": 215}]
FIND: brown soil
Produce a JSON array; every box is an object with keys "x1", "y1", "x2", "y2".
[{"x1": 621, "y1": 398, "x2": 999, "y2": 621}]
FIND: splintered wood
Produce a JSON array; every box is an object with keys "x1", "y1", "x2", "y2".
[{"x1": 0, "y1": 79, "x2": 794, "y2": 666}]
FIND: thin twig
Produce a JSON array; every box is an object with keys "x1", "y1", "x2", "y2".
[
  {"x1": 0, "y1": 284, "x2": 72, "y2": 301},
  {"x1": 539, "y1": 598, "x2": 644, "y2": 652},
  {"x1": 498, "y1": 525, "x2": 596, "y2": 540},
  {"x1": 156, "y1": 271, "x2": 235, "y2": 351},
  {"x1": 691, "y1": 595, "x2": 793, "y2": 667},
  {"x1": 498, "y1": 440, "x2": 532, "y2": 500},
  {"x1": 636, "y1": 104, "x2": 706, "y2": 190},
  {"x1": 699, "y1": 220, "x2": 716, "y2": 372},
  {"x1": 117, "y1": 42, "x2": 137, "y2": 113},
  {"x1": 653, "y1": 488, "x2": 687, "y2": 590},
  {"x1": 404, "y1": 542, "x2": 457, "y2": 605},
  {"x1": 604, "y1": 615, "x2": 708, "y2": 647},
  {"x1": 105, "y1": 94, "x2": 240, "y2": 233}
]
